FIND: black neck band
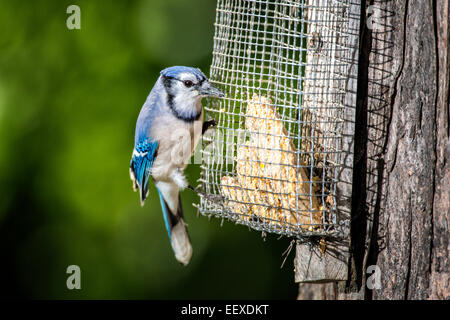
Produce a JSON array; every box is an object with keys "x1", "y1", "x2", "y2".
[{"x1": 166, "y1": 93, "x2": 202, "y2": 122}]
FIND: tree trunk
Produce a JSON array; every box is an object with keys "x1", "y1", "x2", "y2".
[{"x1": 297, "y1": 0, "x2": 449, "y2": 300}]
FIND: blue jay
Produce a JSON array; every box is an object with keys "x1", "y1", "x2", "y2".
[{"x1": 130, "y1": 66, "x2": 224, "y2": 265}]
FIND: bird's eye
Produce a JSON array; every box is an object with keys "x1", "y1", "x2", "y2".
[{"x1": 183, "y1": 80, "x2": 194, "y2": 88}]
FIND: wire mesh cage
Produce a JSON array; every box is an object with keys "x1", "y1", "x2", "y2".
[{"x1": 198, "y1": 0, "x2": 358, "y2": 240}]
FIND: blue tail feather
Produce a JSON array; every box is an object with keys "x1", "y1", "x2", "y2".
[{"x1": 157, "y1": 188, "x2": 172, "y2": 239}]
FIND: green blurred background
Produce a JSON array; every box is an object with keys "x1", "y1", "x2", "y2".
[{"x1": 0, "y1": 0, "x2": 297, "y2": 299}]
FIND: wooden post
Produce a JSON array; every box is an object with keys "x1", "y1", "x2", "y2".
[
  {"x1": 298, "y1": 0, "x2": 449, "y2": 299},
  {"x1": 295, "y1": 0, "x2": 360, "y2": 283}
]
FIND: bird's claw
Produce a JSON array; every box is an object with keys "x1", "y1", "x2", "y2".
[
  {"x1": 188, "y1": 185, "x2": 225, "y2": 205},
  {"x1": 202, "y1": 119, "x2": 218, "y2": 134},
  {"x1": 208, "y1": 119, "x2": 218, "y2": 127}
]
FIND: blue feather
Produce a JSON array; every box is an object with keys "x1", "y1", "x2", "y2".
[
  {"x1": 157, "y1": 188, "x2": 171, "y2": 239},
  {"x1": 130, "y1": 138, "x2": 158, "y2": 203}
]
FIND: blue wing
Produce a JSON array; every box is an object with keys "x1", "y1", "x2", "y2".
[{"x1": 129, "y1": 138, "x2": 158, "y2": 205}]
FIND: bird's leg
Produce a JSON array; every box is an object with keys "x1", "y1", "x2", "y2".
[
  {"x1": 170, "y1": 168, "x2": 189, "y2": 190},
  {"x1": 170, "y1": 170, "x2": 223, "y2": 204},
  {"x1": 202, "y1": 119, "x2": 217, "y2": 135}
]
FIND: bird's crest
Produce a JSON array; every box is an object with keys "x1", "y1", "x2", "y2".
[{"x1": 160, "y1": 66, "x2": 207, "y2": 82}]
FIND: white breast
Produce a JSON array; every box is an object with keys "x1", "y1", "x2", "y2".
[{"x1": 150, "y1": 110, "x2": 203, "y2": 182}]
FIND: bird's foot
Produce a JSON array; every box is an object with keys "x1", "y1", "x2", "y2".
[
  {"x1": 202, "y1": 119, "x2": 218, "y2": 135},
  {"x1": 188, "y1": 184, "x2": 225, "y2": 204}
]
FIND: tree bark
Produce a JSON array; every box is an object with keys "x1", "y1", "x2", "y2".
[{"x1": 298, "y1": 0, "x2": 449, "y2": 300}]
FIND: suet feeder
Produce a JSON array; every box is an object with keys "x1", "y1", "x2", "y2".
[{"x1": 196, "y1": 0, "x2": 361, "y2": 282}]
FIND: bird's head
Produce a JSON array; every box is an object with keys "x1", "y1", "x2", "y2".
[{"x1": 160, "y1": 66, "x2": 225, "y2": 120}]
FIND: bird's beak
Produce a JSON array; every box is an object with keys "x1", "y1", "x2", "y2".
[{"x1": 199, "y1": 83, "x2": 225, "y2": 98}]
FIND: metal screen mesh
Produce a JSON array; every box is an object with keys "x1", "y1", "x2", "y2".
[{"x1": 197, "y1": 0, "x2": 356, "y2": 239}]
